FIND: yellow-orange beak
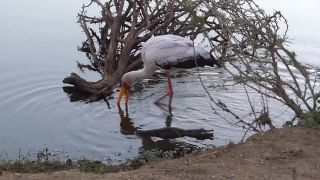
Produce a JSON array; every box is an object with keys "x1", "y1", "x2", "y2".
[{"x1": 117, "y1": 83, "x2": 130, "y2": 105}]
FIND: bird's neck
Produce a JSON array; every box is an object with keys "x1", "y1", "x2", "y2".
[{"x1": 126, "y1": 67, "x2": 153, "y2": 84}]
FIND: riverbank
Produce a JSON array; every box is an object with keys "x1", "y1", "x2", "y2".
[{"x1": 1, "y1": 127, "x2": 320, "y2": 180}]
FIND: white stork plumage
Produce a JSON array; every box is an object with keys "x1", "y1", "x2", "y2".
[{"x1": 117, "y1": 35, "x2": 221, "y2": 105}]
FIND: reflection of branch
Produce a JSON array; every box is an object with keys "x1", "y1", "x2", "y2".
[
  {"x1": 103, "y1": 97, "x2": 111, "y2": 109},
  {"x1": 137, "y1": 127, "x2": 214, "y2": 140}
]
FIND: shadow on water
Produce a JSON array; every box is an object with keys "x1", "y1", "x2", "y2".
[
  {"x1": 63, "y1": 86, "x2": 112, "y2": 109},
  {"x1": 62, "y1": 86, "x2": 93, "y2": 103}
]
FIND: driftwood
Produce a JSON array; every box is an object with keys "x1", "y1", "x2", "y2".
[{"x1": 137, "y1": 127, "x2": 214, "y2": 140}]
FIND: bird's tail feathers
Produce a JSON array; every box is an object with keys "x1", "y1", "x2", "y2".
[
  {"x1": 209, "y1": 54, "x2": 222, "y2": 68},
  {"x1": 195, "y1": 47, "x2": 222, "y2": 68},
  {"x1": 198, "y1": 53, "x2": 221, "y2": 68}
]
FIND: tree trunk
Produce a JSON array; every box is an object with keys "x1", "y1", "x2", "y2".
[{"x1": 63, "y1": 73, "x2": 116, "y2": 98}]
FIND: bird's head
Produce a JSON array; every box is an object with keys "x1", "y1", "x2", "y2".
[{"x1": 117, "y1": 71, "x2": 140, "y2": 105}]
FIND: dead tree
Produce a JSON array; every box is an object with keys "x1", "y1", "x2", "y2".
[
  {"x1": 63, "y1": 0, "x2": 221, "y2": 100},
  {"x1": 193, "y1": 0, "x2": 319, "y2": 124},
  {"x1": 64, "y1": 0, "x2": 319, "y2": 128}
]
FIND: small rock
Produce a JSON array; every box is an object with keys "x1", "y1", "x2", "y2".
[{"x1": 15, "y1": 173, "x2": 22, "y2": 177}]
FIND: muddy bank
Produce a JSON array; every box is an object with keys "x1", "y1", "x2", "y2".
[{"x1": 1, "y1": 127, "x2": 320, "y2": 180}]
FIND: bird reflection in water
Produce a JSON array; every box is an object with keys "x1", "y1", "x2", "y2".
[
  {"x1": 62, "y1": 87, "x2": 212, "y2": 155},
  {"x1": 117, "y1": 104, "x2": 199, "y2": 153}
]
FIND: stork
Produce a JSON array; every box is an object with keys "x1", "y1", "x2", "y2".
[{"x1": 117, "y1": 35, "x2": 221, "y2": 106}]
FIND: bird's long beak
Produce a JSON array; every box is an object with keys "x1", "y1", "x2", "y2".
[{"x1": 117, "y1": 83, "x2": 130, "y2": 105}]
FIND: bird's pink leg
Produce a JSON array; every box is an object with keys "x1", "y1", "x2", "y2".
[
  {"x1": 167, "y1": 72, "x2": 173, "y2": 97},
  {"x1": 155, "y1": 72, "x2": 173, "y2": 104},
  {"x1": 167, "y1": 73, "x2": 174, "y2": 110},
  {"x1": 168, "y1": 94, "x2": 173, "y2": 113}
]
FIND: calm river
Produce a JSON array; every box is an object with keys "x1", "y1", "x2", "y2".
[{"x1": 0, "y1": 0, "x2": 319, "y2": 162}]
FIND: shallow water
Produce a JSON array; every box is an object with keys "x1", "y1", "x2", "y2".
[{"x1": 0, "y1": 0, "x2": 319, "y2": 162}]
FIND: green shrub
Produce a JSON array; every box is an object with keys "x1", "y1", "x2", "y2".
[{"x1": 301, "y1": 111, "x2": 320, "y2": 128}]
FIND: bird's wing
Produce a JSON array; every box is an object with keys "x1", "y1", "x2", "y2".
[{"x1": 143, "y1": 39, "x2": 210, "y2": 68}]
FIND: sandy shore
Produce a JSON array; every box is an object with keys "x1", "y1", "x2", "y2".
[{"x1": 1, "y1": 127, "x2": 320, "y2": 180}]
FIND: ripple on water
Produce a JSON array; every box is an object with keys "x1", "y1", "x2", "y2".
[
  {"x1": 0, "y1": 64, "x2": 311, "y2": 162},
  {"x1": 0, "y1": 70, "x2": 68, "y2": 119}
]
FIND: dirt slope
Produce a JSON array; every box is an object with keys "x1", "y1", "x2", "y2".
[{"x1": 1, "y1": 127, "x2": 320, "y2": 180}]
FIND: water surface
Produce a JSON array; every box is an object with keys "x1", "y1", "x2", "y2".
[{"x1": 0, "y1": 0, "x2": 319, "y2": 162}]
